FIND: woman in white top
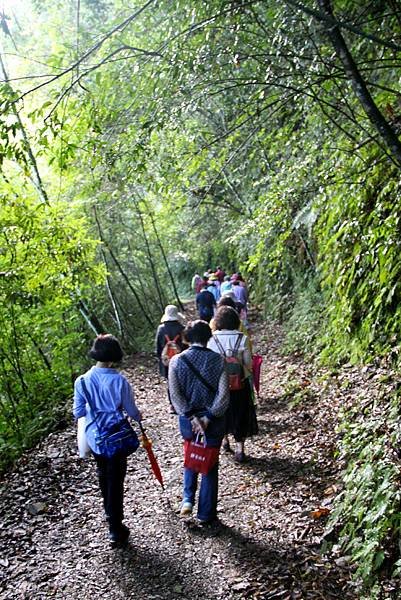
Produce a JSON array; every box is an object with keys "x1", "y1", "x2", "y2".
[{"x1": 208, "y1": 306, "x2": 258, "y2": 462}]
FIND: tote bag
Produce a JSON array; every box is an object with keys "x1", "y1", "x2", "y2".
[
  {"x1": 184, "y1": 435, "x2": 220, "y2": 475},
  {"x1": 77, "y1": 416, "x2": 90, "y2": 458}
]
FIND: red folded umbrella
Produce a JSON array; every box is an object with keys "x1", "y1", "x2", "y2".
[
  {"x1": 252, "y1": 354, "x2": 263, "y2": 395},
  {"x1": 139, "y1": 423, "x2": 164, "y2": 490}
]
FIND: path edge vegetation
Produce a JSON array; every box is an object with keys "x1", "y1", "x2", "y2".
[{"x1": 1, "y1": 1, "x2": 401, "y2": 595}]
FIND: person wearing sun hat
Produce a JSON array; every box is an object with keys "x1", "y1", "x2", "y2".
[
  {"x1": 160, "y1": 304, "x2": 185, "y2": 325},
  {"x1": 155, "y1": 305, "x2": 187, "y2": 412},
  {"x1": 156, "y1": 305, "x2": 186, "y2": 376}
]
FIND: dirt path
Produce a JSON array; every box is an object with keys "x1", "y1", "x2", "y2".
[{"x1": 0, "y1": 310, "x2": 356, "y2": 599}]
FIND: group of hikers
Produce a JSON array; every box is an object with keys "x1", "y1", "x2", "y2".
[
  {"x1": 73, "y1": 266, "x2": 259, "y2": 546},
  {"x1": 192, "y1": 267, "x2": 249, "y2": 325}
]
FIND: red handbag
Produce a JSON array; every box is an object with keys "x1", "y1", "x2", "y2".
[{"x1": 184, "y1": 435, "x2": 220, "y2": 475}]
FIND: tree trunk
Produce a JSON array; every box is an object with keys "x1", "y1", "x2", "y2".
[
  {"x1": 144, "y1": 202, "x2": 185, "y2": 311},
  {"x1": 316, "y1": 0, "x2": 401, "y2": 167},
  {"x1": 77, "y1": 300, "x2": 106, "y2": 335},
  {"x1": 93, "y1": 207, "x2": 124, "y2": 337},
  {"x1": 106, "y1": 246, "x2": 156, "y2": 328},
  {"x1": 134, "y1": 202, "x2": 166, "y2": 312}
]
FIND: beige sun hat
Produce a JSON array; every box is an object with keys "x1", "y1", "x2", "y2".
[{"x1": 160, "y1": 305, "x2": 185, "y2": 324}]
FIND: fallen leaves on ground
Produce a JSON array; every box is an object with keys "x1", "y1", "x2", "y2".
[{"x1": 0, "y1": 304, "x2": 358, "y2": 599}]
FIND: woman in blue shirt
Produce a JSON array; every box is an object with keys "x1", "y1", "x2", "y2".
[{"x1": 73, "y1": 334, "x2": 142, "y2": 546}]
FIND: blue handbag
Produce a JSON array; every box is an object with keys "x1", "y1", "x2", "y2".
[
  {"x1": 95, "y1": 418, "x2": 139, "y2": 458},
  {"x1": 80, "y1": 377, "x2": 139, "y2": 458}
]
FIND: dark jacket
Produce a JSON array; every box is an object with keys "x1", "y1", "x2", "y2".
[
  {"x1": 155, "y1": 320, "x2": 186, "y2": 377},
  {"x1": 196, "y1": 289, "x2": 216, "y2": 322}
]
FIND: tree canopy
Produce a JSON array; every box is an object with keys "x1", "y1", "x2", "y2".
[{"x1": 1, "y1": 0, "x2": 401, "y2": 590}]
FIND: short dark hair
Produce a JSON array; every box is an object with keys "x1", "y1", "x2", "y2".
[
  {"x1": 213, "y1": 306, "x2": 240, "y2": 331},
  {"x1": 183, "y1": 320, "x2": 212, "y2": 345},
  {"x1": 217, "y1": 296, "x2": 236, "y2": 310},
  {"x1": 89, "y1": 334, "x2": 123, "y2": 362}
]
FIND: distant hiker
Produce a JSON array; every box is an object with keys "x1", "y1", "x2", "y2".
[
  {"x1": 215, "y1": 266, "x2": 225, "y2": 283},
  {"x1": 220, "y1": 275, "x2": 232, "y2": 295},
  {"x1": 207, "y1": 275, "x2": 221, "y2": 302},
  {"x1": 168, "y1": 320, "x2": 229, "y2": 524},
  {"x1": 208, "y1": 307, "x2": 258, "y2": 462},
  {"x1": 231, "y1": 276, "x2": 248, "y2": 323},
  {"x1": 236, "y1": 272, "x2": 248, "y2": 290},
  {"x1": 196, "y1": 286, "x2": 216, "y2": 323},
  {"x1": 231, "y1": 275, "x2": 248, "y2": 306},
  {"x1": 73, "y1": 334, "x2": 143, "y2": 546},
  {"x1": 191, "y1": 273, "x2": 203, "y2": 294},
  {"x1": 155, "y1": 305, "x2": 186, "y2": 412},
  {"x1": 219, "y1": 291, "x2": 243, "y2": 315}
]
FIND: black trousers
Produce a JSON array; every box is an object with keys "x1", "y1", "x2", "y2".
[{"x1": 93, "y1": 453, "x2": 127, "y2": 531}]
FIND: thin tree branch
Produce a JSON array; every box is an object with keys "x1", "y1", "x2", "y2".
[
  {"x1": 12, "y1": 0, "x2": 157, "y2": 104},
  {"x1": 284, "y1": 0, "x2": 401, "y2": 52}
]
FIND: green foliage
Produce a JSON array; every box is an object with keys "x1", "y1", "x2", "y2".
[
  {"x1": 282, "y1": 275, "x2": 325, "y2": 357},
  {"x1": 327, "y1": 387, "x2": 401, "y2": 589},
  {"x1": 0, "y1": 191, "x2": 102, "y2": 471},
  {"x1": 317, "y1": 159, "x2": 401, "y2": 363},
  {"x1": 1, "y1": 2, "x2": 401, "y2": 590}
]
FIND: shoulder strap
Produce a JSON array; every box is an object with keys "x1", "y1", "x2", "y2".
[
  {"x1": 173, "y1": 334, "x2": 180, "y2": 343},
  {"x1": 233, "y1": 333, "x2": 244, "y2": 355},
  {"x1": 80, "y1": 377, "x2": 99, "y2": 429},
  {"x1": 213, "y1": 336, "x2": 226, "y2": 357},
  {"x1": 80, "y1": 377, "x2": 94, "y2": 411},
  {"x1": 164, "y1": 335, "x2": 171, "y2": 343},
  {"x1": 181, "y1": 354, "x2": 217, "y2": 394}
]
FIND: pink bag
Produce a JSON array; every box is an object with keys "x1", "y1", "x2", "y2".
[{"x1": 252, "y1": 354, "x2": 263, "y2": 395}]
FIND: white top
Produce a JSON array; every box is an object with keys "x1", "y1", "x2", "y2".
[{"x1": 207, "y1": 330, "x2": 252, "y2": 371}]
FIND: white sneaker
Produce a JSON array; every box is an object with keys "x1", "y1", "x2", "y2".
[{"x1": 180, "y1": 501, "x2": 193, "y2": 517}]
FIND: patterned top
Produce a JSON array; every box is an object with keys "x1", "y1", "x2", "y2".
[{"x1": 168, "y1": 346, "x2": 229, "y2": 420}]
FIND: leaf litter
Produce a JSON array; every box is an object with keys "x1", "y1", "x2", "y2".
[{"x1": 0, "y1": 305, "x2": 358, "y2": 599}]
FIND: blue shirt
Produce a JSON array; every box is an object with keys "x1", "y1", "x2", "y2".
[
  {"x1": 73, "y1": 366, "x2": 141, "y2": 453},
  {"x1": 207, "y1": 284, "x2": 221, "y2": 302},
  {"x1": 220, "y1": 281, "x2": 232, "y2": 294}
]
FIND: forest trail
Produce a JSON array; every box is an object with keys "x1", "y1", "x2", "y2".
[{"x1": 0, "y1": 305, "x2": 356, "y2": 600}]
